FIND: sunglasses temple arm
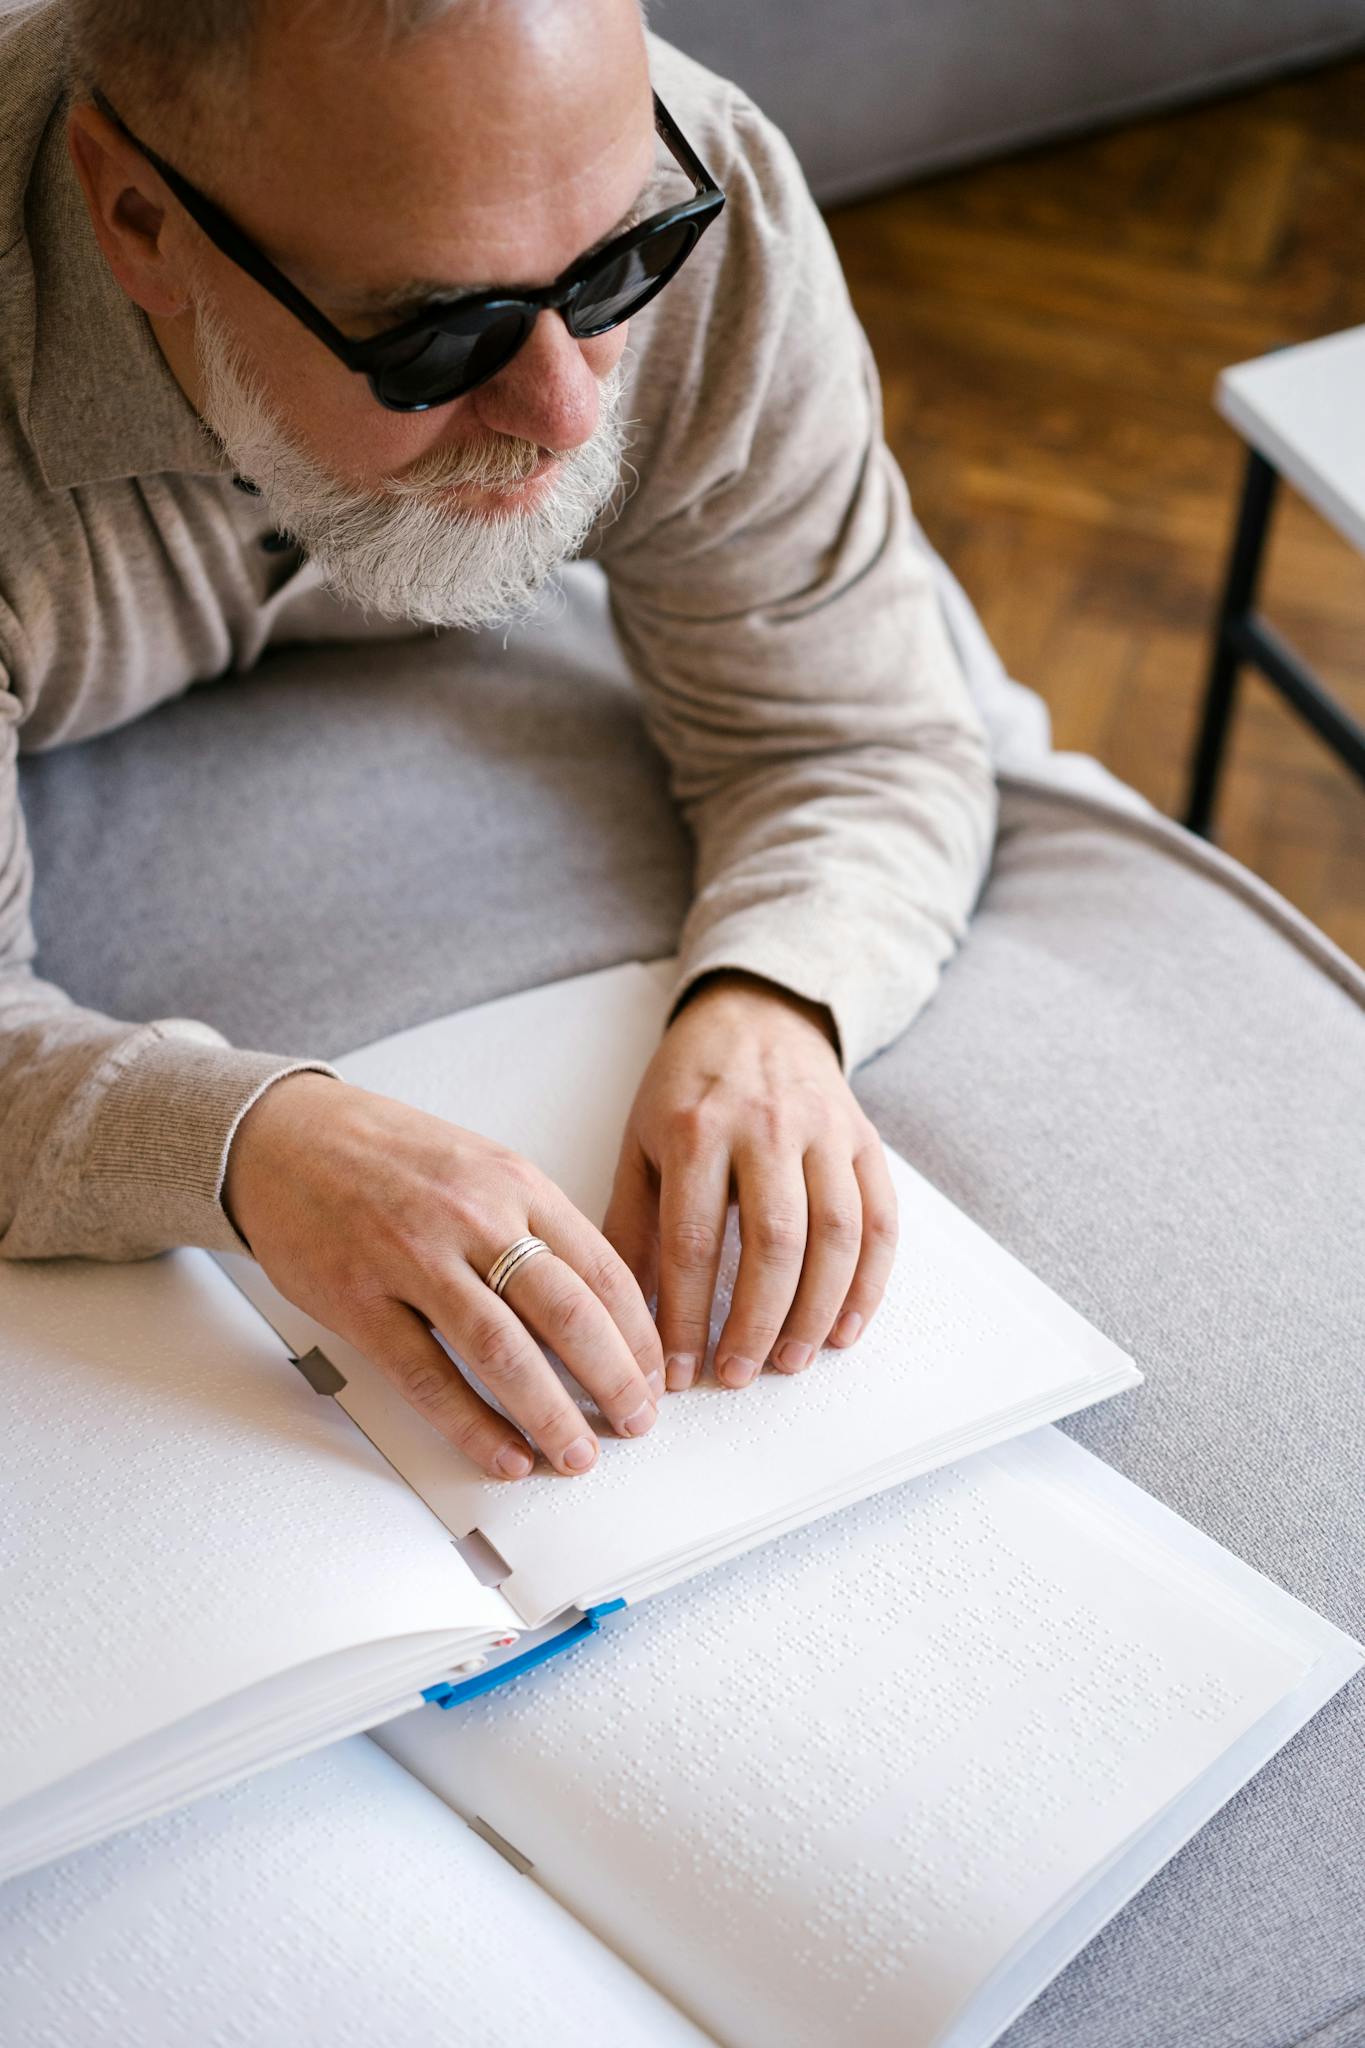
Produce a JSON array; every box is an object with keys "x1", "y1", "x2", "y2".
[
  {"x1": 90, "y1": 87, "x2": 366, "y2": 369},
  {"x1": 652, "y1": 89, "x2": 723, "y2": 200}
]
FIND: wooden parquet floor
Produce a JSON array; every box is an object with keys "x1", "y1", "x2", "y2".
[{"x1": 826, "y1": 59, "x2": 1365, "y2": 966}]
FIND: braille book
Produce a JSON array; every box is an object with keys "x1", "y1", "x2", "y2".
[
  {"x1": 0, "y1": 963, "x2": 1357, "y2": 2048},
  {"x1": 0, "y1": 1439, "x2": 1357, "y2": 2048}
]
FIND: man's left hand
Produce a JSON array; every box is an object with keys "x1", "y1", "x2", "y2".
[{"x1": 601, "y1": 971, "x2": 899, "y2": 1392}]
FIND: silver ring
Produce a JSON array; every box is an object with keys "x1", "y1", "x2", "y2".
[{"x1": 485, "y1": 1234, "x2": 553, "y2": 1297}]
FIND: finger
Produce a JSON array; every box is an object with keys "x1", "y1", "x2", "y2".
[
  {"x1": 767, "y1": 1146, "x2": 864, "y2": 1373},
  {"x1": 434, "y1": 1265, "x2": 610, "y2": 1478},
  {"x1": 504, "y1": 1233, "x2": 663, "y2": 1433},
  {"x1": 654, "y1": 1124, "x2": 732, "y2": 1391},
  {"x1": 600, "y1": 1138, "x2": 662, "y2": 1314},
  {"x1": 536, "y1": 1188, "x2": 665, "y2": 1398},
  {"x1": 827, "y1": 1138, "x2": 899, "y2": 1347},
  {"x1": 349, "y1": 1297, "x2": 540, "y2": 1482},
  {"x1": 713, "y1": 1142, "x2": 808, "y2": 1390}
]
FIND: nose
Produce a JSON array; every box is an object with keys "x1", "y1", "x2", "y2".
[{"x1": 468, "y1": 306, "x2": 603, "y2": 455}]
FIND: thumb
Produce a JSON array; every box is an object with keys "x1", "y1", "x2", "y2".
[{"x1": 601, "y1": 1137, "x2": 660, "y2": 1310}]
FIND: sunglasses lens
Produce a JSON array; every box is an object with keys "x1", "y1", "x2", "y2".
[
  {"x1": 368, "y1": 214, "x2": 703, "y2": 409},
  {"x1": 374, "y1": 306, "x2": 533, "y2": 408},
  {"x1": 571, "y1": 218, "x2": 697, "y2": 334}
]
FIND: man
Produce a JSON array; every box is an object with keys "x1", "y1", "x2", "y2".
[{"x1": 0, "y1": 0, "x2": 997, "y2": 1481}]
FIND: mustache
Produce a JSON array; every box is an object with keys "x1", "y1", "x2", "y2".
[{"x1": 384, "y1": 433, "x2": 552, "y2": 497}]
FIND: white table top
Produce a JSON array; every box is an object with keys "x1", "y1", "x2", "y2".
[{"x1": 1216, "y1": 323, "x2": 1365, "y2": 556}]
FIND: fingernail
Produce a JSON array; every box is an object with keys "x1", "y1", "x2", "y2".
[
  {"x1": 618, "y1": 1399, "x2": 656, "y2": 1437},
  {"x1": 666, "y1": 1353, "x2": 697, "y2": 1391},
  {"x1": 562, "y1": 1435, "x2": 597, "y2": 1471},
  {"x1": 646, "y1": 1368, "x2": 665, "y2": 1399},
  {"x1": 719, "y1": 1355, "x2": 760, "y2": 1388},
  {"x1": 774, "y1": 1340, "x2": 812, "y2": 1372},
  {"x1": 494, "y1": 1445, "x2": 534, "y2": 1479},
  {"x1": 833, "y1": 1311, "x2": 862, "y2": 1346}
]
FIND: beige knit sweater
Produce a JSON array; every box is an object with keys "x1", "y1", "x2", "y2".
[{"x1": 0, "y1": 1, "x2": 998, "y2": 1262}]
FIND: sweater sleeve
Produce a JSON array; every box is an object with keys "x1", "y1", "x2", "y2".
[
  {"x1": 600, "y1": 89, "x2": 998, "y2": 1076},
  {"x1": 0, "y1": 658, "x2": 340, "y2": 1262}
]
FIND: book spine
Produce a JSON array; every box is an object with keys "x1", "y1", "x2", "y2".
[{"x1": 421, "y1": 1600, "x2": 627, "y2": 1709}]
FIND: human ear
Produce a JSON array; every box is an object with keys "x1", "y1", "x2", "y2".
[{"x1": 65, "y1": 101, "x2": 195, "y2": 320}]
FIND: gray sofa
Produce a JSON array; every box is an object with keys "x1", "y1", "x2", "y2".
[
  {"x1": 20, "y1": 545, "x2": 1365, "y2": 2047},
  {"x1": 653, "y1": 0, "x2": 1365, "y2": 202}
]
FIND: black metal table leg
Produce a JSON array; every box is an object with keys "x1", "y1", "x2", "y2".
[{"x1": 1183, "y1": 449, "x2": 1279, "y2": 838}]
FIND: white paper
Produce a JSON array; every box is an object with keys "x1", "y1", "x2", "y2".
[
  {"x1": 0, "y1": 1245, "x2": 510, "y2": 1864},
  {"x1": 222, "y1": 961, "x2": 1140, "y2": 1626},
  {"x1": 377, "y1": 1428, "x2": 1360, "y2": 2048},
  {"x1": 0, "y1": 1737, "x2": 718, "y2": 2048}
]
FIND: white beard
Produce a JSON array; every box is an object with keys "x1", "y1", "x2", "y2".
[{"x1": 190, "y1": 289, "x2": 633, "y2": 631}]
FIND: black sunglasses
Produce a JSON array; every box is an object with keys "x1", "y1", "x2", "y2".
[{"x1": 92, "y1": 85, "x2": 725, "y2": 411}]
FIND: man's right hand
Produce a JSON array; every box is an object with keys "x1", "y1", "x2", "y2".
[{"x1": 222, "y1": 1072, "x2": 666, "y2": 1481}]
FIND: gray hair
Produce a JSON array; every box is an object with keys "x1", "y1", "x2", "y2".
[{"x1": 68, "y1": 0, "x2": 647, "y2": 118}]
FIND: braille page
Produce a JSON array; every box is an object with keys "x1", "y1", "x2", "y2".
[
  {"x1": 0, "y1": 1246, "x2": 516, "y2": 1879},
  {"x1": 0, "y1": 1738, "x2": 718, "y2": 2048},
  {"x1": 931, "y1": 1442, "x2": 1361, "y2": 2048},
  {"x1": 375, "y1": 1430, "x2": 1345, "y2": 2048},
  {"x1": 219, "y1": 960, "x2": 1139, "y2": 1629}
]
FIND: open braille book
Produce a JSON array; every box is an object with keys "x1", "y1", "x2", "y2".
[{"x1": 1, "y1": 961, "x2": 1358, "y2": 2048}]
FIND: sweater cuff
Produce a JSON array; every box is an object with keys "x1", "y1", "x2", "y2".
[
  {"x1": 668, "y1": 962, "x2": 846, "y2": 1068},
  {"x1": 74, "y1": 1025, "x2": 341, "y2": 1258},
  {"x1": 665, "y1": 905, "x2": 947, "y2": 1081}
]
